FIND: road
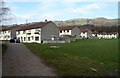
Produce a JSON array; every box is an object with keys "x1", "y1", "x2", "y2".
[{"x1": 2, "y1": 43, "x2": 57, "y2": 76}]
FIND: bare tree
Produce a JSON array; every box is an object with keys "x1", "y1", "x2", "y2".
[{"x1": 0, "y1": 0, "x2": 12, "y2": 25}]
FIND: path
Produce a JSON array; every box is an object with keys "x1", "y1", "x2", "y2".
[{"x1": 2, "y1": 43, "x2": 57, "y2": 76}]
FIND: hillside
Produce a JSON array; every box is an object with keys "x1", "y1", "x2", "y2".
[{"x1": 54, "y1": 17, "x2": 118, "y2": 27}]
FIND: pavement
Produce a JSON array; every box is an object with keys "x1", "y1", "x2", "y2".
[{"x1": 2, "y1": 43, "x2": 57, "y2": 76}]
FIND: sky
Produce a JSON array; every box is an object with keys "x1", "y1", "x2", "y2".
[{"x1": 1, "y1": 0, "x2": 119, "y2": 25}]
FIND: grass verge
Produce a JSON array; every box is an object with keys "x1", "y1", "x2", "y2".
[{"x1": 25, "y1": 39, "x2": 119, "y2": 76}]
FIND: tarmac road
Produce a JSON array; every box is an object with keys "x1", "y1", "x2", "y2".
[{"x1": 2, "y1": 43, "x2": 57, "y2": 76}]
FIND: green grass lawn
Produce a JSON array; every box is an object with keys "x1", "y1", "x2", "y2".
[{"x1": 25, "y1": 39, "x2": 119, "y2": 76}]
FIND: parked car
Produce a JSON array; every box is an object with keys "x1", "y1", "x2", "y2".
[
  {"x1": 10, "y1": 37, "x2": 20, "y2": 43},
  {"x1": 16, "y1": 38, "x2": 20, "y2": 43}
]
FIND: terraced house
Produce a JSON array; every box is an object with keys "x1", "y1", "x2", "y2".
[
  {"x1": 92, "y1": 32, "x2": 118, "y2": 39},
  {"x1": 80, "y1": 28, "x2": 93, "y2": 39},
  {"x1": 16, "y1": 21, "x2": 59, "y2": 43},
  {"x1": 0, "y1": 26, "x2": 20, "y2": 40},
  {"x1": 59, "y1": 26, "x2": 81, "y2": 39}
]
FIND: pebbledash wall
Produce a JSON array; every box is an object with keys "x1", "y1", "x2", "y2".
[{"x1": 16, "y1": 21, "x2": 59, "y2": 43}]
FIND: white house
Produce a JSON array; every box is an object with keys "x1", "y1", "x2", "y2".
[
  {"x1": 59, "y1": 26, "x2": 81, "y2": 39},
  {"x1": 0, "y1": 26, "x2": 20, "y2": 40},
  {"x1": 80, "y1": 28, "x2": 93, "y2": 39},
  {"x1": 16, "y1": 21, "x2": 59, "y2": 43},
  {"x1": 92, "y1": 32, "x2": 118, "y2": 39}
]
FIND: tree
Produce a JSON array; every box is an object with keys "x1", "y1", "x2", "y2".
[{"x1": 0, "y1": 0, "x2": 11, "y2": 25}]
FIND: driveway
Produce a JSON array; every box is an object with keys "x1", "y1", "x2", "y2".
[{"x1": 2, "y1": 43, "x2": 57, "y2": 76}]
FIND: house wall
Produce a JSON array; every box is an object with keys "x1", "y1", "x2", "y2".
[
  {"x1": 87, "y1": 30, "x2": 93, "y2": 38},
  {"x1": 11, "y1": 26, "x2": 21, "y2": 38},
  {"x1": 81, "y1": 32, "x2": 87, "y2": 38},
  {"x1": 41, "y1": 22, "x2": 59, "y2": 41},
  {"x1": 59, "y1": 30, "x2": 72, "y2": 36},
  {"x1": 16, "y1": 28, "x2": 41, "y2": 43},
  {"x1": 0, "y1": 30, "x2": 11, "y2": 40},
  {"x1": 92, "y1": 33, "x2": 118, "y2": 39},
  {"x1": 81, "y1": 30, "x2": 92, "y2": 39},
  {"x1": 71, "y1": 26, "x2": 81, "y2": 39}
]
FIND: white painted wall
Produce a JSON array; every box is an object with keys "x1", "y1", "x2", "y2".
[
  {"x1": 59, "y1": 30, "x2": 71, "y2": 36},
  {"x1": 0, "y1": 30, "x2": 11, "y2": 40},
  {"x1": 80, "y1": 32, "x2": 87, "y2": 38},
  {"x1": 92, "y1": 33, "x2": 118, "y2": 39},
  {"x1": 16, "y1": 28, "x2": 41, "y2": 43}
]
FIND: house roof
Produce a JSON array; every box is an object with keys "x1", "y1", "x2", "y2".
[
  {"x1": 80, "y1": 28, "x2": 90, "y2": 32},
  {"x1": 17, "y1": 21, "x2": 51, "y2": 31},
  {"x1": 0, "y1": 26, "x2": 17, "y2": 31},
  {"x1": 59, "y1": 26, "x2": 75, "y2": 30}
]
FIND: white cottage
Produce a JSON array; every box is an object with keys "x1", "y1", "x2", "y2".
[
  {"x1": 59, "y1": 26, "x2": 81, "y2": 39},
  {"x1": 16, "y1": 21, "x2": 59, "y2": 43},
  {"x1": 0, "y1": 26, "x2": 20, "y2": 40},
  {"x1": 80, "y1": 28, "x2": 93, "y2": 39},
  {"x1": 92, "y1": 32, "x2": 118, "y2": 39}
]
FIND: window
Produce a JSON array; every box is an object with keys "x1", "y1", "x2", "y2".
[
  {"x1": 21, "y1": 37, "x2": 23, "y2": 41},
  {"x1": 83, "y1": 32, "x2": 85, "y2": 34},
  {"x1": 8, "y1": 30, "x2": 11, "y2": 33},
  {"x1": 34, "y1": 29, "x2": 40, "y2": 34},
  {"x1": 18, "y1": 31, "x2": 20, "y2": 34},
  {"x1": 24, "y1": 37, "x2": 26, "y2": 41},
  {"x1": 27, "y1": 30, "x2": 31, "y2": 35},
  {"x1": 60, "y1": 31, "x2": 62, "y2": 33},
  {"x1": 8, "y1": 36, "x2": 10, "y2": 38},
  {"x1": 35, "y1": 29, "x2": 40, "y2": 32},
  {"x1": 35, "y1": 37, "x2": 39, "y2": 41},
  {"x1": 64, "y1": 30, "x2": 65, "y2": 32},
  {"x1": 67, "y1": 30, "x2": 69, "y2": 32},
  {"x1": 28, "y1": 37, "x2": 30, "y2": 41}
]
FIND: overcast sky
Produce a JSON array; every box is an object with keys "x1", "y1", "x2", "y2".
[{"x1": 2, "y1": 0, "x2": 119, "y2": 25}]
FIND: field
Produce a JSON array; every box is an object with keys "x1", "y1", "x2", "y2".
[{"x1": 25, "y1": 39, "x2": 118, "y2": 76}]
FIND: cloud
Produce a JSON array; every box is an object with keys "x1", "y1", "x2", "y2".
[
  {"x1": 71, "y1": 3, "x2": 104, "y2": 15},
  {"x1": 3, "y1": 1, "x2": 116, "y2": 25},
  {"x1": 37, "y1": 3, "x2": 106, "y2": 21}
]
